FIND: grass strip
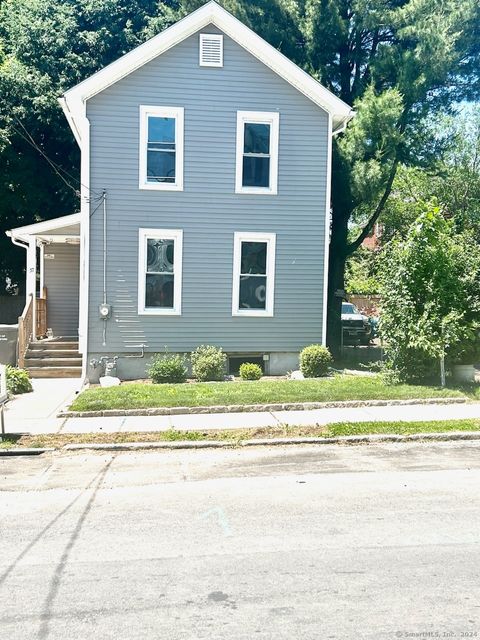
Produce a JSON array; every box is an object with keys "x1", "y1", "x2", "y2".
[
  {"x1": 1, "y1": 419, "x2": 479, "y2": 450},
  {"x1": 69, "y1": 375, "x2": 479, "y2": 412}
]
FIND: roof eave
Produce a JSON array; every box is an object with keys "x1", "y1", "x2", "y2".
[
  {"x1": 62, "y1": 0, "x2": 353, "y2": 130},
  {"x1": 7, "y1": 213, "x2": 81, "y2": 240}
]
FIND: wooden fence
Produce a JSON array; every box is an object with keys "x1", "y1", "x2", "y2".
[
  {"x1": 36, "y1": 287, "x2": 47, "y2": 338},
  {"x1": 17, "y1": 295, "x2": 33, "y2": 369},
  {"x1": 348, "y1": 294, "x2": 381, "y2": 317}
]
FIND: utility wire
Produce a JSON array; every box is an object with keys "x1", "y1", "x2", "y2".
[
  {"x1": 12, "y1": 123, "x2": 80, "y2": 196},
  {"x1": 15, "y1": 118, "x2": 83, "y2": 187},
  {"x1": 11, "y1": 118, "x2": 104, "y2": 199}
]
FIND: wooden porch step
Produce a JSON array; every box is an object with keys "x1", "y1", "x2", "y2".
[
  {"x1": 28, "y1": 367, "x2": 82, "y2": 378},
  {"x1": 24, "y1": 357, "x2": 82, "y2": 367},
  {"x1": 26, "y1": 349, "x2": 81, "y2": 358},
  {"x1": 28, "y1": 341, "x2": 79, "y2": 351}
]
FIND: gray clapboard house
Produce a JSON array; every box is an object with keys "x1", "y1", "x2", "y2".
[{"x1": 7, "y1": 1, "x2": 353, "y2": 381}]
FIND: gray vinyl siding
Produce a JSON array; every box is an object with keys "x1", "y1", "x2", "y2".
[
  {"x1": 86, "y1": 24, "x2": 329, "y2": 355},
  {"x1": 43, "y1": 243, "x2": 80, "y2": 337}
]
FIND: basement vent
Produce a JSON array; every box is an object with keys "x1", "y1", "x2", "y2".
[{"x1": 199, "y1": 33, "x2": 223, "y2": 67}]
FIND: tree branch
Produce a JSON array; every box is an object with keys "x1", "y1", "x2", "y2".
[{"x1": 346, "y1": 157, "x2": 400, "y2": 255}]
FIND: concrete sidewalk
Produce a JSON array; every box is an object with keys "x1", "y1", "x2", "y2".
[
  {"x1": 3, "y1": 377, "x2": 82, "y2": 434},
  {"x1": 3, "y1": 395, "x2": 480, "y2": 435}
]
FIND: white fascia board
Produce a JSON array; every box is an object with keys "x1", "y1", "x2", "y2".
[
  {"x1": 7, "y1": 213, "x2": 81, "y2": 239},
  {"x1": 59, "y1": 97, "x2": 82, "y2": 146},
  {"x1": 62, "y1": 1, "x2": 353, "y2": 129}
]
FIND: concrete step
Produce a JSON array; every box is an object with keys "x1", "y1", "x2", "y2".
[
  {"x1": 28, "y1": 367, "x2": 82, "y2": 378},
  {"x1": 29, "y1": 342, "x2": 79, "y2": 351},
  {"x1": 25, "y1": 358, "x2": 82, "y2": 368}
]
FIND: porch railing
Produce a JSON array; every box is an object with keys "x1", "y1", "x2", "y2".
[
  {"x1": 18, "y1": 294, "x2": 33, "y2": 369},
  {"x1": 36, "y1": 287, "x2": 47, "y2": 338}
]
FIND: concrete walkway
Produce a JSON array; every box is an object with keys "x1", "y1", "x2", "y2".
[
  {"x1": 2, "y1": 378, "x2": 479, "y2": 435},
  {"x1": 3, "y1": 377, "x2": 82, "y2": 434}
]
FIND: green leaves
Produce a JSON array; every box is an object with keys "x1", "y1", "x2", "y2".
[
  {"x1": 380, "y1": 202, "x2": 480, "y2": 381},
  {"x1": 341, "y1": 85, "x2": 404, "y2": 206}
]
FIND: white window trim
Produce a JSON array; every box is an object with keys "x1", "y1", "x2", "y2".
[
  {"x1": 138, "y1": 228, "x2": 183, "y2": 315},
  {"x1": 232, "y1": 232, "x2": 276, "y2": 317},
  {"x1": 199, "y1": 33, "x2": 224, "y2": 67},
  {"x1": 139, "y1": 106, "x2": 184, "y2": 191},
  {"x1": 235, "y1": 111, "x2": 279, "y2": 195}
]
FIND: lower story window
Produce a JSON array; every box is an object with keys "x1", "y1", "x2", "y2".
[
  {"x1": 232, "y1": 232, "x2": 276, "y2": 317},
  {"x1": 138, "y1": 228, "x2": 183, "y2": 315}
]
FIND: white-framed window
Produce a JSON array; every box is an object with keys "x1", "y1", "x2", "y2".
[
  {"x1": 138, "y1": 228, "x2": 183, "y2": 315},
  {"x1": 232, "y1": 232, "x2": 276, "y2": 317},
  {"x1": 235, "y1": 111, "x2": 279, "y2": 195},
  {"x1": 199, "y1": 33, "x2": 223, "y2": 67},
  {"x1": 139, "y1": 106, "x2": 184, "y2": 191}
]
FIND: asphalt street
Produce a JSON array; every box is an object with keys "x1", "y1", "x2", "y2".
[{"x1": 1, "y1": 441, "x2": 480, "y2": 639}]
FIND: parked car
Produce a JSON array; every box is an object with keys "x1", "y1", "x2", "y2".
[{"x1": 341, "y1": 302, "x2": 372, "y2": 345}]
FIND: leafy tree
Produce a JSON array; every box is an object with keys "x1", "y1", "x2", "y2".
[
  {"x1": 379, "y1": 204, "x2": 480, "y2": 384},
  {"x1": 381, "y1": 108, "x2": 480, "y2": 243},
  {"x1": 345, "y1": 245, "x2": 381, "y2": 295},
  {"x1": 0, "y1": 0, "x2": 181, "y2": 290}
]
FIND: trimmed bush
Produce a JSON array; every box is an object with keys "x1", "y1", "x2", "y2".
[
  {"x1": 6, "y1": 366, "x2": 33, "y2": 395},
  {"x1": 299, "y1": 344, "x2": 333, "y2": 378},
  {"x1": 239, "y1": 362, "x2": 263, "y2": 381},
  {"x1": 191, "y1": 345, "x2": 226, "y2": 382},
  {"x1": 148, "y1": 353, "x2": 187, "y2": 384}
]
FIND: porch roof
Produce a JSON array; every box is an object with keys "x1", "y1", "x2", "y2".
[{"x1": 6, "y1": 213, "x2": 80, "y2": 244}]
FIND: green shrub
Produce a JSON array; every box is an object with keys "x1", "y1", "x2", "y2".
[
  {"x1": 191, "y1": 345, "x2": 226, "y2": 382},
  {"x1": 239, "y1": 362, "x2": 263, "y2": 381},
  {"x1": 148, "y1": 353, "x2": 187, "y2": 384},
  {"x1": 6, "y1": 366, "x2": 33, "y2": 395},
  {"x1": 299, "y1": 345, "x2": 333, "y2": 378}
]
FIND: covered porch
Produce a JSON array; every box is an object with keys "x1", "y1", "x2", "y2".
[{"x1": 6, "y1": 214, "x2": 82, "y2": 376}]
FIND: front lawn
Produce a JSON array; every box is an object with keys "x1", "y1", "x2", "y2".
[{"x1": 69, "y1": 374, "x2": 478, "y2": 412}]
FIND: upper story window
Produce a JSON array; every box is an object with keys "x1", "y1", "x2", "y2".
[
  {"x1": 235, "y1": 111, "x2": 279, "y2": 195},
  {"x1": 199, "y1": 33, "x2": 223, "y2": 67},
  {"x1": 138, "y1": 228, "x2": 183, "y2": 315},
  {"x1": 232, "y1": 232, "x2": 276, "y2": 317},
  {"x1": 139, "y1": 106, "x2": 184, "y2": 191}
]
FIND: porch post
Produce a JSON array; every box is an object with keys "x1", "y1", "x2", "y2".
[
  {"x1": 26, "y1": 238, "x2": 36, "y2": 298},
  {"x1": 39, "y1": 242, "x2": 45, "y2": 292},
  {"x1": 26, "y1": 239, "x2": 37, "y2": 341}
]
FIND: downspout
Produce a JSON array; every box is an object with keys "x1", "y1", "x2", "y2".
[
  {"x1": 9, "y1": 234, "x2": 36, "y2": 337},
  {"x1": 332, "y1": 110, "x2": 355, "y2": 136},
  {"x1": 102, "y1": 189, "x2": 108, "y2": 347}
]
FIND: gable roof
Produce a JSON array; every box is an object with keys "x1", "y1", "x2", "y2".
[{"x1": 61, "y1": 1, "x2": 353, "y2": 141}]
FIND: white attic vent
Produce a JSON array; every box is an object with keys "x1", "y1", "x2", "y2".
[{"x1": 199, "y1": 33, "x2": 223, "y2": 67}]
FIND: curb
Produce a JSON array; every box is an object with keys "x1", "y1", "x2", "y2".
[
  {"x1": 59, "y1": 430, "x2": 480, "y2": 452},
  {"x1": 0, "y1": 447, "x2": 55, "y2": 457},
  {"x1": 63, "y1": 441, "x2": 229, "y2": 451},
  {"x1": 58, "y1": 396, "x2": 468, "y2": 418}
]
